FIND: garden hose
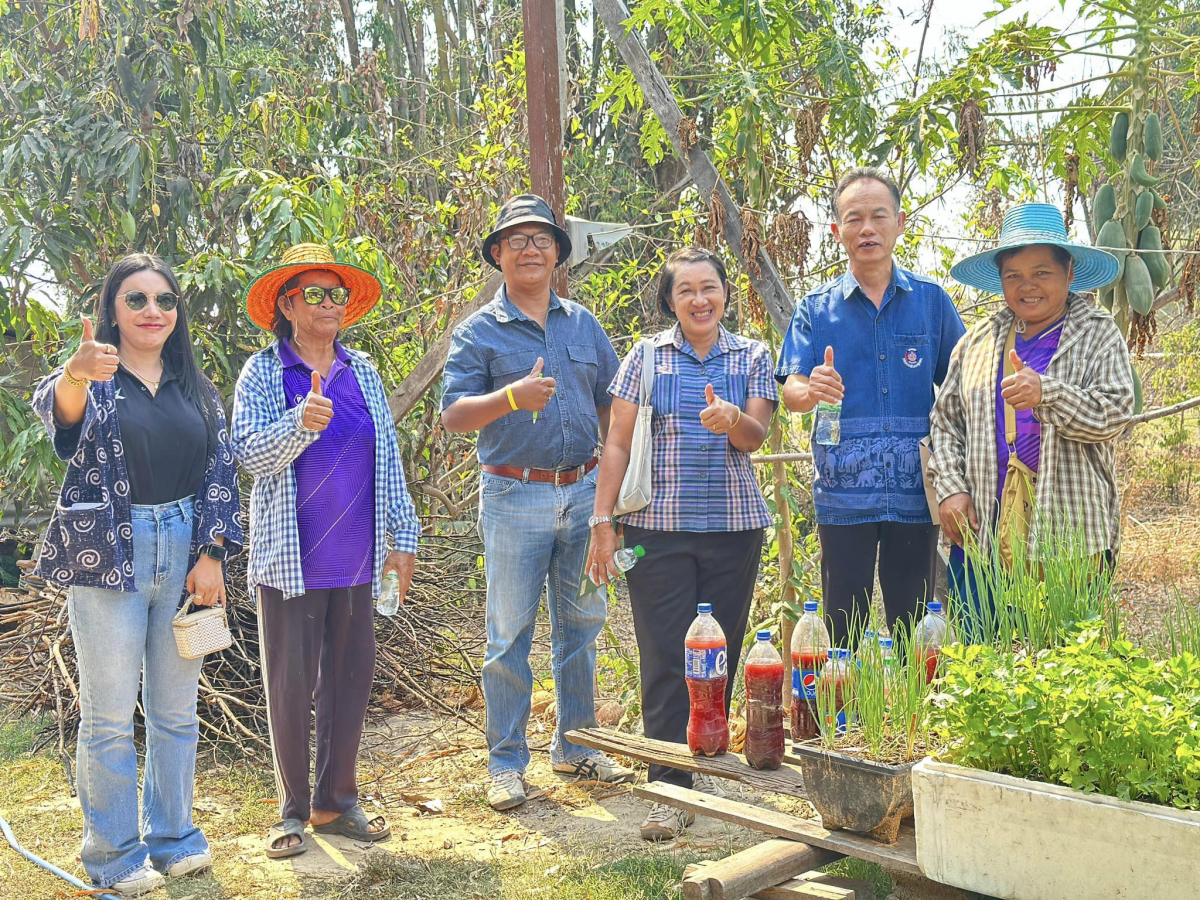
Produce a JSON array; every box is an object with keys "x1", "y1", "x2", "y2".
[{"x1": 0, "y1": 814, "x2": 121, "y2": 900}]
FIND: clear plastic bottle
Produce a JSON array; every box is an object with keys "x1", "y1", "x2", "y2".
[
  {"x1": 579, "y1": 544, "x2": 645, "y2": 598},
  {"x1": 743, "y1": 631, "x2": 785, "y2": 770},
  {"x1": 879, "y1": 636, "x2": 898, "y2": 692},
  {"x1": 376, "y1": 572, "x2": 401, "y2": 617},
  {"x1": 916, "y1": 600, "x2": 955, "y2": 682},
  {"x1": 685, "y1": 603, "x2": 729, "y2": 757},
  {"x1": 856, "y1": 629, "x2": 878, "y2": 667},
  {"x1": 818, "y1": 648, "x2": 855, "y2": 735},
  {"x1": 815, "y1": 401, "x2": 842, "y2": 446},
  {"x1": 789, "y1": 600, "x2": 830, "y2": 742}
]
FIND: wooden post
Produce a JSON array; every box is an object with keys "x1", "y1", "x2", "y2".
[{"x1": 522, "y1": 0, "x2": 568, "y2": 295}]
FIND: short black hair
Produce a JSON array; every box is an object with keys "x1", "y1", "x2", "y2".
[
  {"x1": 832, "y1": 167, "x2": 903, "y2": 221},
  {"x1": 994, "y1": 244, "x2": 1074, "y2": 274},
  {"x1": 655, "y1": 247, "x2": 730, "y2": 318}
]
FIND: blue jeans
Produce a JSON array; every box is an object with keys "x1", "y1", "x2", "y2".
[
  {"x1": 478, "y1": 469, "x2": 605, "y2": 775},
  {"x1": 69, "y1": 498, "x2": 208, "y2": 887}
]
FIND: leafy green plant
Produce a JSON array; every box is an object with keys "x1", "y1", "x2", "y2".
[{"x1": 931, "y1": 624, "x2": 1200, "y2": 811}]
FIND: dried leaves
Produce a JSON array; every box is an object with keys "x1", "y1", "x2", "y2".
[
  {"x1": 794, "y1": 101, "x2": 829, "y2": 178},
  {"x1": 767, "y1": 211, "x2": 812, "y2": 277},
  {"x1": 957, "y1": 99, "x2": 986, "y2": 180},
  {"x1": 677, "y1": 116, "x2": 699, "y2": 158},
  {"x1": 1063, "y1": 152, "x2": 1080, "y2": 231},
  {"x1": 78, "y1": 0, "x2": 102, "y2": 41}
]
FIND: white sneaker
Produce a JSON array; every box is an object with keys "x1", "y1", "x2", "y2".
[
  {"x1": 164, "y1": 851, "x2": 212, "y2": 878},
  {"x1": 488, "y1": 770, "x2": 527, "y2": 810},
  {"x1": 640, "y1": 801, "x2": 695, "y2": 841},
  {"x1": 552, "y1": 753, "x2": 635, "y2": 784},
  {"x1": 110, "y1": 863, "x2": 165, "y2": 897},
  {"x1": 692, "y1": 772, "x2": 728, "y2": 798}
]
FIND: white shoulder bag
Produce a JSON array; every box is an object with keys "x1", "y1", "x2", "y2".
[{"x1": 613, "y1": 339, "x2": 655, "y2": 517}]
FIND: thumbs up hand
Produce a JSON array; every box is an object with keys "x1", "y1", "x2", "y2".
[
  {"x1": 808, "y1": 345, "x2": 844, "y2": 405},
  {"x1": 1000, "y1": 349, "x2": 1042, "y2": 411},
  {"x1": 700, "y1": 382, "x2": 741, "y2": 435},
  {"x1": 509, "y1": 356, "x2": 557, "y2": 413},
  {"x1": 65, "y1": 315, "x2": 120, "y2": 383},
  {"x1": 302, "y1": 369, "x2": 335, "y2": 431}
]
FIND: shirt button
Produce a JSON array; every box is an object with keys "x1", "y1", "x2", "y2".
[
  {"x1": 701, "y1": 445, "x2": 709, "y2": 452},
  {"x1": 879, "y1": 353, "x2": 886, "y2": 360},
  {"x1": 701, "y1": 471, "x2": 708, "y2": 479},
  {"x1": 886, "y1": 460, "x2": 893, "y2": 468},
  {"x1": 882, "y1": 388, "x2": 889, "y2": 394},
  {"x1": 884, "y1": 423, "x2": 890, "y2": 432}
]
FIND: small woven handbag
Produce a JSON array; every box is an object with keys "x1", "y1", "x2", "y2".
[{"x1": 172, "y1": 595, "x2": 233, "y2": 659}]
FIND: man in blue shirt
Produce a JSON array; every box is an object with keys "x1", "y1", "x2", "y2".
[
  {"x1": 776, "y1": 168, "x2": 965, "y2": 639},
  {"x1": 441, "y1": 195, "x2": 633, "y2": 811}
]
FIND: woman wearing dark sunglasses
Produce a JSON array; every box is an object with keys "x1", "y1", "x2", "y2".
[
  {"x1": 230, "y1": 243, "x2": 420, "y2": 859},
  {"x1": 30, "y1": 253, "x2": 244, "y2": 895}
]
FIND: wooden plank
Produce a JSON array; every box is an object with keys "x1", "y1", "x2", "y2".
[
  {"x1": 566, "y1": 728, "x2": 807, "y2": 798},
  {"x1": 752, "y1": 874, "x2": 866, "y2": 899},
  {"x1": 687, "y1": 839, "x2": 844, "y2": 900},
  {"x1": 593, "y1": 0, "x2": 795, "y2": 335},
  {"x1": 634, "y1": 781, "x2": 921, "y2": 878}
]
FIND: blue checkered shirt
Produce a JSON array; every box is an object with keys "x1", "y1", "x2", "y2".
[
  {"x1": 231, "y1": 341, "x2": 420, "y2": 600},
  {"x1": 608, "y1": 325, "x2": 779, "y2": 532}
]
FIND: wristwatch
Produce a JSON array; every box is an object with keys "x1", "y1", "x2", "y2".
[
  {"x1": 588, "y1": 515, "x2": 613, "y2": 529},
  {"x1": 198, "y1": 543, "x2": 229, "y2": 562}
]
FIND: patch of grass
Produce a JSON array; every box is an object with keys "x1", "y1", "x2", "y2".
[
  {"x1": 821, "y1": 856, "x2": 893, "y2": 897},
  {"x1": 0, "y1": 713, "x2": 50, "y2": 762}
]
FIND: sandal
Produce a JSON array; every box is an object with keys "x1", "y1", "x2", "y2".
[
  {"x1": 266, "y1": 818, "x2": 307, "y2": 859},
  {"x1": 312, "y1": 805, "x2": 391, "y2": 842}
]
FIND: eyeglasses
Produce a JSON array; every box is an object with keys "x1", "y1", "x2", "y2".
[
  {"x1": 285, "y1": 286, "x2": 351, "y2": 306},
  {"x1": 119, "y1": 291, "x2": 180, "y2": 311},
  {"x1": 501, "y1": 232, "x2": 556, "y2": 251}
]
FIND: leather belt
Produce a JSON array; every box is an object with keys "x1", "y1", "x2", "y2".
[{"x1": 481, "y1": 457, "x2": 598, "y2": 486}]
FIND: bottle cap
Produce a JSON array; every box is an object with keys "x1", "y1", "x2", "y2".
[
  {"x1": 827, "y1": 648, "x2": 837, "y2": 660},
  {"x1": 633, "y1": 545, "x2": 646, "y2": 558},
  {"x1": 803, "y1": 600, "x2": 819, "y2": 613},
  {"x1": 929, "y1": 601, "x2": 944, "y2": 614},
  {"x1": 863, "y1": 629, "x2": 876, "y2": 640},
  {"x1": 756, "y1": 629, "x2": 772, "y2": 641},
  {"x1": 833, "y1": 648, "x2": 851, "y2": 659},
  {"x1": 880, "y1": 637, "x2": 894, "y2": 648},
  {"x1": 697, "y1": 603, "x2": 713, "y2": 615}
]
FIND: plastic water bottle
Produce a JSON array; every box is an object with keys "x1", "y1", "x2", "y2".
[
  {"x1": 376, "y1": 572, "x2": 401, "y2": 617},
  {"x1": 815, "y1": 401, "x2": 841, "y2": 446},
  {"x1": 579, "y1": 544, "x2": 645, "y2": 597},
  {"x1": 856, "y1": 629, "x2": 878, "y2": 667},
  {"x1": 743, "y1": 631, "x2": 785, "y2": 770},
  {"x1": 789, "y1": 600, "x2": 830, "y2": 742},
  {"x1": 685, "y1": 603, "x2": 729, "y2": 757},
  {"x1": 916, "y1": 601, "x2": 954, "y2": 682},
  {"x1": 818, "y1": 648, "x2": 855, "y2": 735}
]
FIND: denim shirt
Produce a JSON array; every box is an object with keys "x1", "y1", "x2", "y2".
[
  {"x1": 32, "y1": 370, "x2": 245, "y2": 590},
  {"x1": 776, "y1": 265, "x2": 965, "y2": 525},
  {"x1": 441, "y1": 286, "x2": 620, "y2": 469}
]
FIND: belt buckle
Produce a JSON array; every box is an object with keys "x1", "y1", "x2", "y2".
[{"x1": 554, "y1": 468, "x2": 564, "y2": 486}]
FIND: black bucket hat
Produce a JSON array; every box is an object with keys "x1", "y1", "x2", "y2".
[{"x1": 480, "y1": 194, "x2": 572, "y2": 270}]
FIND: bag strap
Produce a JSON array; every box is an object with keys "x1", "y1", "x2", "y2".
[
  {"x1": 173, "y1": 594, "x2": 200, "y2": 621},
  {"x1": 639, "y1": 339, "x2": 655, "y2": 406},
  {"x1": 1003, "y1": 320, "x2": 1020, "y2": 450}
]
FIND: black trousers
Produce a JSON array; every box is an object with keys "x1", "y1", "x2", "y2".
[
  {"x1": 258, "y1": 583, "x2": 376, "y2": 822},
  {"x1": 818, "y1": 522, "x2": 940, "y2": 643},
  {"x1": 624, "y1": 525, "x2": 765, "y2": 787}
]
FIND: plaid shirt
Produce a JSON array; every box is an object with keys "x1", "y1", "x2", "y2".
[
  {"x1": 928, "y1": 294, "x2": 1135, "y2": 557},
  {"x1": 231, "y1": 342, "x2": 420, "y2": 600},
  {"x1": 608, "y1": 325, "x2": 778, "y2": 533}
]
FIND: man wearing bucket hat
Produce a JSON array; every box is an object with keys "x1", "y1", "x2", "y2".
[
  {"x1": 929, "y1": 202, "x2": 1134, "y2": 629},
  {"x1": 776, "y1": 167, "x2": 966, "y2": 640},
  {"x1": 441, "y1": 195, "x2": 632, "y2": 811},
  {"x1": 231, "y1": 244, "x2": 421, "y2": 857}
]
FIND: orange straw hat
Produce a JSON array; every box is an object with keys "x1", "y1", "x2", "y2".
[{"x1": 244, "y1": 243, "x2": 383, "y2": 332}]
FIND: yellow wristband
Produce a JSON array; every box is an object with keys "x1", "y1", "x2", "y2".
[{"x1": 506, "y1": 386, "x2": 519, "y2": 411}]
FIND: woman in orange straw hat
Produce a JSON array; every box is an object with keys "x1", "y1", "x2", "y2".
[{"x1": 230, "y1": 244, "x2": 421, "y2": 857}]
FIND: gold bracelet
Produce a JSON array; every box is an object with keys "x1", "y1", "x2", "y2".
[
  {"x1": 505, "y1": 386, "x2": 519, "y2": 411},
  {"x1": 61, "y1": 361, "x2": 89, "y2": 388},
  {"x1": 733, "y1": 407, "x2": 742, "y2": 428}
]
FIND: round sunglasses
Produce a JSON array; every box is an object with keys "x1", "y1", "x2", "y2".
[
  {"x1": 119, "y1": 290, "x2": 180, "y2": 312},
  {"x1": 285, "y1": 285, "x2": 352, "y2": 306}
]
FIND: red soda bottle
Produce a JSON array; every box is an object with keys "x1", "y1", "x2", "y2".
[
  {"x1": 789, "y1": 600, "x2": 830, "y2": 742},
  {"x1": 916, "y1": 601, "x2": 954, "y2": 682},
  {"x1": 743, "y1": 630, "x2": 785, "y2": 770},
  {"x1": 685, "y1": 603, "x2": 729, "y2": 756},
  {"x1": 819, "y1": 648, "x2": 854, "y2": 735}
]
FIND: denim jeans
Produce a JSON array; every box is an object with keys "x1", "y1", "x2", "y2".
[
  {"x1": 69, "y1": 497, "x2": 208, "y2": 887},
  {"x1": 478, "y1": 468, "x2": 604, "y2": 775}
]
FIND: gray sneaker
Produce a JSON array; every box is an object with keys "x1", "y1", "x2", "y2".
[
  {"x1": 692, "y1": 772, "x2": 728, "y2": 798},
  {"x1": 552, "y1": 753, "x2": 635, "y2": 784},
  {"x1": 640, "y1": 801, "x2": 695, "y2": 841},
  {"x1": 110, "y1": 863, "x2": 165, "y2": 897},
  {"x1": 488, "y1": 770, "x2": 527, "y2": 811}
]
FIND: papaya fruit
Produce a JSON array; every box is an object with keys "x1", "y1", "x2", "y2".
[
  {"x1": 1099, "y1": 287, "x2": 1114, "y2": 311},
  {"x1": 1144, "y1": 112, "x2": 1162, "y2": 162},
  {"x1": 1125, "y1": 255, "x2": 1155, "y2": 315},
  {"x1": 1110, "y1": 111, "x2": 1130, "y2": 162},
  {"x1": 1093, "y1": 183, "x2": 1117, "y2": 229},
  {"x1": 1140, "y1": 226, "x2": 1169, "y2": 290},
  {"x1": 1131, "y1": 364, "x2": 1143, "y2": 415},
  {"x1": 1096, "y1": 219, "x2": 1128, "y2": 257},
  {"x1": 1130, "y1": 152, "x2": 1162, "y2": 187},
  {"x1": 1135, "y1": 190, "x2": 1154, "y2": 229},
  {"x1": 1152, "y1": 190, "x2": 1166, "y2": 211}
]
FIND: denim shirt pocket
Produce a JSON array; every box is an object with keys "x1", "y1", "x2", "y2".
[
  {"x1": 489, "y1": 350, "x2": 541, "y2": 427},
  {"x1": 567, "y1": 342, "x2": 599, "y2": 410}
]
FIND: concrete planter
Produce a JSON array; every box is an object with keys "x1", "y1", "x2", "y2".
[{"x1": 913, "y1": 758, "x2": 1200, "y2": 899}]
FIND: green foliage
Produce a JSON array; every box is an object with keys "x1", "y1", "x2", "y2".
[{"x1": 932, "y1": 627, "x2": 1200, "y2": 811}]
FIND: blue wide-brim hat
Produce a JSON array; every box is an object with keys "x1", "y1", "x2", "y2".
[{"x1": 950, "y1": 202, "x2": 1120, "y2": 295}]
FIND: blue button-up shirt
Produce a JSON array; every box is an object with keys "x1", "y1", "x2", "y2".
[
  {"x1": 776, "y1": 265, "x2": 965, "y2": 525},
  {"x1": 441, "y1": 287, "x2": 620, "y2": 469}
]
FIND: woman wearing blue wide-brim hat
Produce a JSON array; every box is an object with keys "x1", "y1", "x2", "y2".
[{"x1": 927, "y1": 202, "x2": 1135, "y2": 630}]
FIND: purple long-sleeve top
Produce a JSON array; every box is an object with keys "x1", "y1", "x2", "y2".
[{"x1": 995, "y1": 317, "x2": 1065, "y2": 499}]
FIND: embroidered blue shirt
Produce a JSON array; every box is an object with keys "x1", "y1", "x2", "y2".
[
  {"x1": 776, "y1": 265, "x2": 965, "y2": 525},
  {"x1": 440, "y1": 286, "x2": 620, "y2": 469},
  {"x1": 32, "y1": 371, "x2": 244, "y2": 590}
]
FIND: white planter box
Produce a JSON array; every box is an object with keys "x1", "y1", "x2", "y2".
[{"x1": 912, "y1": 758, "x2": 1200, "y2": 899}]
